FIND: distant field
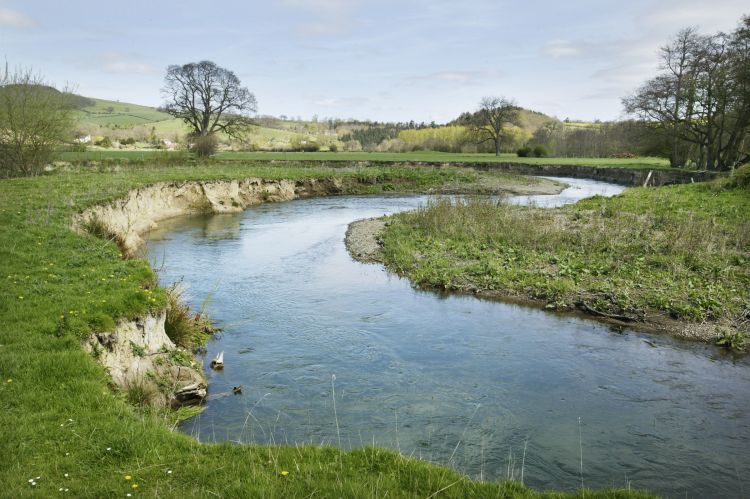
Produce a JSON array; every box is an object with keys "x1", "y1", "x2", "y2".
[
  {"x1": 75, "y1": 97, "x2": 173, "y2": 126},
  {"x1": 57, "y1": 150, "x2": 673, "y2": 169}
]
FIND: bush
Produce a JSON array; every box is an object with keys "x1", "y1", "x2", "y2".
[
  {"x1": 517, "y1": 146, "x2": 532, "y2": 157},
  {"x1": 191, "y1": 134, "x2": 218, "y2": 157},
  {"x1": 729, "y1": 164, "x2": 750, "y2": 189},
  {"x1": 121, "y1": 137, "x2": 136, "y2": 145},
  {"x1": 533, "y1": 145, "x2": 549, "y2": 157},
  {"x1": 95, "y1": 136, "x2": 113, "y2": 148},
  {"x1": 328, "y1": 143, "x2": 338, "y2": 152},
  {"x1": 0, "y1": 69, "x2": 75, "y2": 177}
]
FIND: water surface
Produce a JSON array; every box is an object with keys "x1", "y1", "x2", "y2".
[{"x1": 146, "y1": 178, "x2": 749, "y2": 498}]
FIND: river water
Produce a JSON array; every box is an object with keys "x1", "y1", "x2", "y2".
[{"x1": 145, "y1": 178, "x2": 749, "y2": 498}]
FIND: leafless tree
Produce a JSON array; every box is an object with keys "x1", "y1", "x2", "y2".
[
  {"x1": 623, "y1": 16, "x2": 750, "y2": 169},
  {"x1": 162, "y1": 61, "x2": 257, "y2": 142},
  {"x1": 0, "y1": 67, "x2": 75, "y2": 177},
  {"x1": 472, "y1": 96, "x2": 519, "y2": 156}
]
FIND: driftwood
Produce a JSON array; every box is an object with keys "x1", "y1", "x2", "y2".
[
  {"x1": 575, "y1": 301, "x2": 637, "y2": 323},
  {"x1": 210, "y1": 351, "x2": 224, "y2": 370}
]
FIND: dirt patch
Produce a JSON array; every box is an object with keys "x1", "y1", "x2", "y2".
[{"x1": 346, "y1": 218, "x2": 387, "y2": 263}]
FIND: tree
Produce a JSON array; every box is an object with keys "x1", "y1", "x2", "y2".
[
  {"x1": 471, "y1": 96, "x2": 519, "y2": 155},
  {"x1": 0, "y1": 67, "x2": 75, "y2": 178},
  {"x1": 623, "y1": 16, "x2": 750, "y2": 170},
  {"x1": 161, "y1": 61, "x2": 257, "y2": 149}
]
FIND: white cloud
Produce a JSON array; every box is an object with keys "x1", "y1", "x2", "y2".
[
  {"x1": 542, "y1": 40, "x2": 584, "y2": 58},
  {"x1": 99, "y1": 53, "x2": 157, "y2": 74},
  {"x1": 280, "y1": 0, "x2": 368, "y2": 36},
  {"x1": 312, "y1": 96, "x2": 369, "y2": 108},
  {"x1": 0, "y1": 7, "x2": 37, "y2": 28},
  {"x1": 407, "y1": 70, "x2": 502, "y2": 86},
  {"x1": 638, "y1": 0, "x2": 747, "y2": 32}
]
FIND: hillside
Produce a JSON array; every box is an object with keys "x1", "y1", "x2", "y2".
[{"x1": 74, "y1": 96, "x2": 173, "y2": 126}]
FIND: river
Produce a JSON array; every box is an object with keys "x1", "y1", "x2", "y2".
[{"x1": 145, "y1": 177, "x2": 749, "y2": 498}]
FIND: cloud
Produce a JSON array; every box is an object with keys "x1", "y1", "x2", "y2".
[
  {"x1": 0, "y1": 7, "x2": 37, "y2": 28},
  {"x1": 637, "y1": 0, "x2": 747, "y2": 32},
  {"x1": 312, "y1": 96, "x2": 369, "y2": 108},
  {"x1": 99, "y1": 53, "x2": 157, "y2": 74},
  {"x1": 542, "y1": 40, "x2": 584, "y2": 58},
  {"x1": 280, "y1": 0, "x2": 365, "y2": 36},
  {"x1": 408, "y1": 70, "x2": 503, "y2": 86}
]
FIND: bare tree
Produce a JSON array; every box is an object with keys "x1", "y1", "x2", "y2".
[
  {"x1": 162, "y1": 61, "x2": 257, "y2": 144},
  {"x1": 471, "y1": 97, "x2": 519, "y2": 155},
  {"x1": 0, "y1": 67, "x2": 75, "y2": 177},
  {"x1": 623, "y1": 16, "x2": 750, "y2": 170}
]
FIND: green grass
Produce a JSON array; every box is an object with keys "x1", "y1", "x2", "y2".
[
  {"x1": 380, "y1": 171, "x2": 750, "y2": 344},
  {"x1": 0, "y1": 163, "x2": 653, "y2": 497},
  {"x1": 74, "y1": 97, "x2": 172, "y2": 126},
  {"x1": 58, "y1": 150, "x2": 674, "y2": 169}
]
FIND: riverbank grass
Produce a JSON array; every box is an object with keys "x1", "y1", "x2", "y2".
[
  {"x1": 0, "y1": 163, "x2": 651, "y2": 496},
  {"x1": 381, "y1": 167, "x2": 749, "y2": 345}
]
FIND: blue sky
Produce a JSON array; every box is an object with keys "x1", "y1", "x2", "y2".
[{"x1": 1, "y1": 0, "x2": 747, "y2": 122}]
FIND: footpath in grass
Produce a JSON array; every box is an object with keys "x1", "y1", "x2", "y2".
[
  {"x1": 0, "y1": 163, "x2": 652, "y2": 497},
  {"x1": 57, "y1": 149, "x2": 674, "y2": 170},
  {"x1": 380, "y1": 167, "x2": 749, "y2": 348}
]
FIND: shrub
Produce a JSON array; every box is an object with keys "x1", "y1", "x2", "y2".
[
  {"x1": 191, "y1": 134, "x2": 218, "y2": 157},
  {"x1": 533, "y1": 145, "x2": 549, "y2": 157},
  {"x1": 290, "y1": 135, "x2": 320, "y2": 152},
  {"x1": 517, "y1": 146, "x2": 532, "y2": 157},
  {"x1": 0, "y1": 68, "x2": 76, "y2": 177},
  {"x1": 328, "y1": 143, "x2": 338, "y2": 152},
  {"x1": 95, "y1": 136, "x2": 113, "y2": 148}
]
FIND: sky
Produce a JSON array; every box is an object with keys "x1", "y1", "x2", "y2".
[{"x1": 1, "y1": 0, "x2": 747, "y2": 123}]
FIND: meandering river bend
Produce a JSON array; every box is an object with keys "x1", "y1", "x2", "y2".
[{"x1": 146, "y1": 178, "x2": 749, "y2": 498}]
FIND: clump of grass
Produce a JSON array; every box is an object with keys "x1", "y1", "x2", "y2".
[
  {"x1": 124, "y1": 379, "x2": 157, "y2": 408},
  {"x1": 716, "y1": 328, "x2": 748, "y2": 352},
  {"x1": 164, "y1": 284, "x2": 215, "y2": 350},
  {"x1": 381, "y1": 172, "x2": 750, "y2": 339}
]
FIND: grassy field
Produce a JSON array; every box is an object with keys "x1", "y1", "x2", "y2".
[
  {"x1": 75, "y1": 97, "x2": 173, "y2": 126},
  {"x1": 0, "y1": 163, "x2": 653, "y2": 497},
  {"x1": 380, "y1": 168, "x2": 750, "y2": 347},
  {"x1": 57, "y1": 149, "x2": 674, "y2": 169}
]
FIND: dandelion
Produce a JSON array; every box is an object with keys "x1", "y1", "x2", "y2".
[
  {"x1": 106, "y1": 447, "x2": 111, "y2": 451},
  {"x1": 166, "y1": 470, "x2": 172, "y2": 474},
  {"x1": 18, "y1": 296, "x2": 23, "y2": 300},
  {"x1": 64, "y1": 473, "x2": 69, "y2": 478},
  {"x1": 124, "y1": 475, "x2": 132, "y2": 480},
  {"x1": 131, "y1": 484, "x2": 139, "y2": 489},
  {"x1": 5, "y1": 379, "x2": 11, "y2": 384},
  {"x1": 280, "y1": 470, "x2": 289, "y2": 476}
]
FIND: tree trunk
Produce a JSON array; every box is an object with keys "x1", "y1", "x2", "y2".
[{"x1": 495, "y1": 137, "x2": 500, "y2": 156}]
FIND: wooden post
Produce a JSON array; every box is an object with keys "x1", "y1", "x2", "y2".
[{"x1": 643, "y1": 170, "x2": 653, "y2": 187}]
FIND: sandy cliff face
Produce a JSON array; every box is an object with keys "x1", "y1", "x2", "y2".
[
  {"x1": 73, "y1": 177, "x2": 344, "y2": 408},
  {"x1": 73, "y1": 177, "x2": 344, "y2": 256},
  {"x1": 82, "y1": 312, "x2": 206, "y2": 408}
]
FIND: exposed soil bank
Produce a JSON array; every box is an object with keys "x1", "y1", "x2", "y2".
[
  {"x1": 345, "y1": 215, "x2": 740, "y2": 346},
  {"x1": 258, "y1": 160, "x2": 718, "y2": 186},
  {"x1": 74, "y1": 174, "x2": 562, "y2": 408}
]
